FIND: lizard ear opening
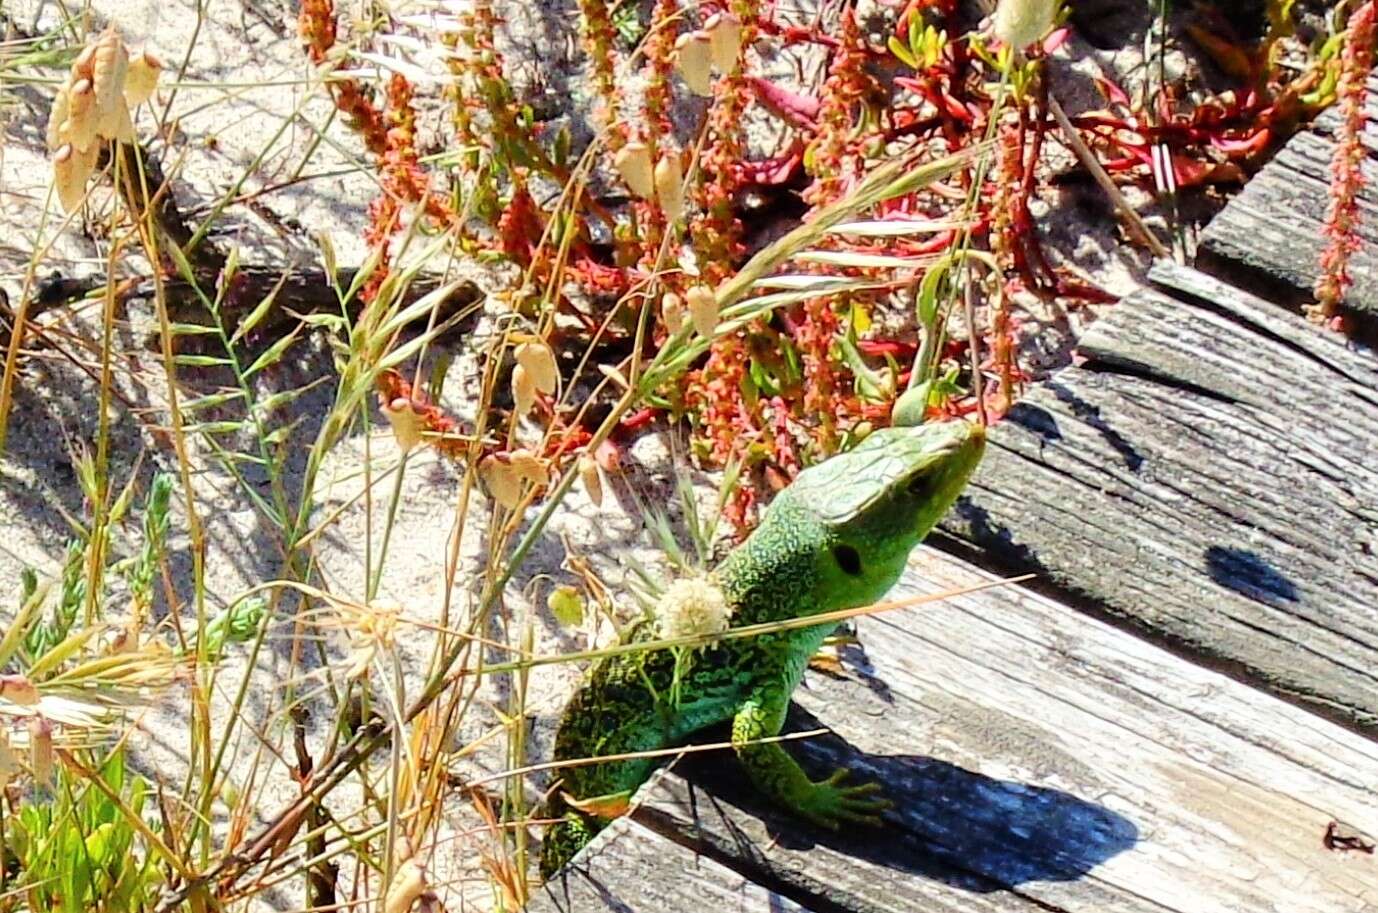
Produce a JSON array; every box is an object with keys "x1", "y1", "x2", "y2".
[{"x1": 833, "y1": 544, "x2": 863, "y2": 576}]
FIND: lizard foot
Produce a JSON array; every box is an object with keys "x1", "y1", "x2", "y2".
[{"x1": 793, "y1": 768, "x2": 891, "y2": 828}]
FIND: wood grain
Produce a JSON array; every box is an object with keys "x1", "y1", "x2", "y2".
[
  {"x1": 542, "y1": 547, "x2": 1378, "y2": 912},
  {"x1": 1198, "y1": 74, "x2": 1378, "y2": 322},
  {"x1": 529, "y1": 803, "x2": 819, "y2": 913},
  {"x1": 939, "y1": 263, "x2": 1378, "y2": 733}
]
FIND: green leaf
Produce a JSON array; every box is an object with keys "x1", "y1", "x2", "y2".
[
  {"x1": 173, "y1": 354, "x2": 235, "y2": 368},
  {"x1": 168, "y1": 322, "x2": 219, "y2": 336},
  {"x1": 230, "y1": 270, "x2": 292, "y2": 344},
  {"x1": 178, "y1": 391, "x2": 244, "y2": 412},
  {"x1": 887, "y1": 34, "x2": 917, "y2": 69},
  {"x1": 547, "y1": 586, "x2": 585, "y2": 627},
  {"x1": 243, "y1": 327, "x2": 302, "y2": 377},
  {"x1": 185, "y1": 421, "x2": 244, "y2": 435}
]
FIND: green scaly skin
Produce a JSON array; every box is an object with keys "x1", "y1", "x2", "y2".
[{"x1": 540, "y1": 419, "x2": 985, "y2": 877}]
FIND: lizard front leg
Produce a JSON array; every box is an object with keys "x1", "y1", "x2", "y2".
[{"x1": 731, "y1": 682, "x2": 890, "y2": 828}]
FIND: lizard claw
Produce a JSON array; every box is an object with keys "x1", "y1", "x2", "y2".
[{"x1": 796, "y1": 768, "x2": 891, "y2": 828}]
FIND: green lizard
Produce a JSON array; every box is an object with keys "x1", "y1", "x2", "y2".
[{"x1": 540, "y1": 418, "x2": 985, "y2": 876}]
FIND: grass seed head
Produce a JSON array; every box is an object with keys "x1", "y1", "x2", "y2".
[
  {"x1": 53, "y1": 143, "x2": 95, "y2": 213},
  {"x1": 384, "y1": 858, "x2": 428, "y2": 913},
  {"x1": 381, "y1": 396, "x2": 424, "y2": 452},
  {"x1": 480, "y1": 454, "x2": 523, "y2": 509},
  {"x1": 614, "y1": 141, "x2": 656, "y2": 199},
  {"x1": 674, "y1": 31, "x2": 714, "y2": 96},
  {"x1": 515, "y1": 341, "x2": 558, "y2": 394},
  {"x1": 28, "y1": 717, "x2": 54, "y2": 786},
  {"x1": 661, "y1": 291, "x2": 685, "y2": 333},
  {"x1": 578, "y1": 455, "x2": 603, "y2": 506},
  {"x1": 512, "y1": 363, "x2": 537, "y2": 415},
  {"x1": 705, "y1": 13, "x2": 743, "y2": 73},
  {"x1": 45, "y1": 81, "x2": 71, "y2": 150},
  {"x1": 654, "y1": 151, "x2": 685, "y2": 221},
  {"x1": 686, "y1": 284, "x2": 717, "y2": 337},
  {"x1": 92, "y1": 27, "x2": 130, "y2": 132},
  {"x1": 123, "y1": 50, "x2": 163, "y2": 106},
  {"x1": 0, "y1": 674, "x2": 40, "y2": 707},
  {"x1": 507, "y1": 449, "x2": 549, "y2": 487},
  {"x1": 993, "y1": 0, "x2": 1058, "y2": 51}
]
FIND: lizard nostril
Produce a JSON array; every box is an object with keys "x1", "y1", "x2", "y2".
[{"x1": 833, "y1": 544, "x2": 863, "y2": 576}]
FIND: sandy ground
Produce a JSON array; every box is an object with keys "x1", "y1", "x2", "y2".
[{"x1": 0, "y1": 0, "x2": 1243, "y2": 908}]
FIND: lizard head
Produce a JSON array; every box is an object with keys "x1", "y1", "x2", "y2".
[{"x1": 773, "y1": 419, "x2": 985, "y2": 612}]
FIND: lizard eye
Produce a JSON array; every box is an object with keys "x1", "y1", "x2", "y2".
[
  {"x1": 907, "y1": 470, "x2": 935, "y2": 498},
  {"x1": 833, "y1": 544, "x2": 863, "y2": 576}
]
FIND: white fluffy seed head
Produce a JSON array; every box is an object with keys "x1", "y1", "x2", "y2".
[{"x1": 656, "y1": 575, "x2": 732, "y2": 640}]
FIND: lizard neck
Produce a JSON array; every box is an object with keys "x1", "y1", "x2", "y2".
[{"x1": 714, "y1": 499, "x2": 827, "y2": 626}]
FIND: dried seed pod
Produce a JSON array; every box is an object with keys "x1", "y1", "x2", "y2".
[
  {"x1": 0, "y1": 674, "x2": 40, "y2": 706},
  {"x1": 381, "y1": 396, "x2": 423, "y2": 452},
  {"x1": 105, "y1": 100, "x2": 136, "y2": 144},
  {"x1": 64, "y1": 78, "x2": 99, "y2": 151},
  {"x1": 91, "y1": 27, "x2": 130, "y2": 130},
  {"x1": 72, "y1": 44, "x2": 97, "y2": 82},
  {"x1": 674, "y1": 31, "x2": 714, "y2": 97},
  {"x1": 661, "y1": 291, "x2": 685, "y2": 334},
  {"x1": 578, "y1": 455, "x2": 603, "y2": 506},
  {"x1": 0, "y1": 729, "x2": 16, "y2": 789},
  {"x1": 53, "y1": 144, "x2": 95, "y2": 213},
  {"x1": 654, "y1": 152, "x2": 685, "y2": 221},
  {"x1": 511, "y1": 363, "x2": 537, "y2": 415},
  {"x1": 704, "y1": 13, "x2": 743, "y2": 73},
  {"x1": 993, "y1": 0, "x2": 1057, "y2": 51},
  {"x1": 613, "y1": 141, "x2": 655, "y2": 199},
  {"x1": 45, "y1": 82, "x2": 71, "y2": 151},
  {"x1": 28, "y1": 717, "x2": 54, "y2": 786},
  {"x1": 507, "y1": 449, "x2": 549, "y2": 487},
  {"x1": 123, "y1": 49, "x2": 163, "y2": 106},
  {"x1": 480, "y1": 455, "x2": 523, "y2": 510},
  {"x1": 515, "y1": 341, "x2": 558, "y2": 394},
  {"x1": 384, "y1": 859, "x2": 428, "y2": 913},
  {"x1": 686, "y1": 285, "x2": 718, "y2": 338}
]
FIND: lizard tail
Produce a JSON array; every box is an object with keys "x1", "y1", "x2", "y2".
[{"x1": 539, "y1": 809, "x2": 602, "y2": 878}]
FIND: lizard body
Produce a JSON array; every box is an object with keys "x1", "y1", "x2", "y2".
[{"x1": 540, "y1": 419, "x2": 985, "y2": 876}]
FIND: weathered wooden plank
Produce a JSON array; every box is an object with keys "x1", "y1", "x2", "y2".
[
  {"x1": 546, "y1": 547, "x2": 1378, "y2": 913},
  {"x1": 529, "y1": 806, "x2": 819, "y2": 912},
  {"x1": 940, "y1": 263, "x2": 1378, "y2": 733},
  {"x1": 1198, "y1": 89, "x2": 1378, "y2": 319}
]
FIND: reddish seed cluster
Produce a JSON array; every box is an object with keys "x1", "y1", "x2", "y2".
[
  {"x1": 802, "y1": 9, "x2": 872, "y2": 207},
  {"x1": 1311, "y1": 1, "x2": 1375, "y2": 329}
]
